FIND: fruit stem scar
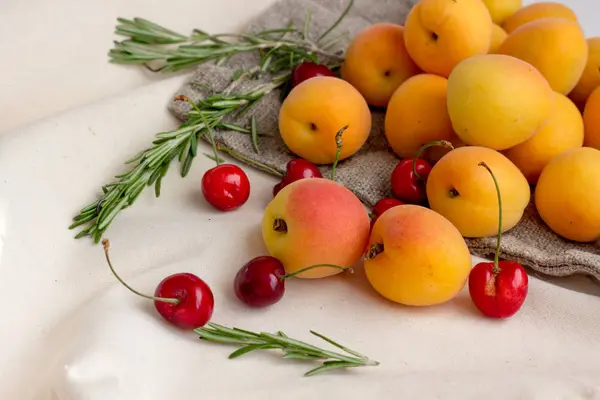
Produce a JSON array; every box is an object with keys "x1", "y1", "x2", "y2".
[
  {"x1": 364, "y1": 242, "x2": 384, "y2": 260},
  {"x1": 383, "y1": 70, "x2": 391, "y2": 77},
  {"x1": 101, "y1": 239, "x2": 180, "y2": 305},
  {"x1": 273, "y1": 218, "x2": 288, "y2": 233},
  {"x1": 448, "y1": 188, "x2": 460, "y2": 198},
  {"x1": 278, "y1": 264, "x2": 353, "y2": 280},
  {"x1": 309, "y1": 122, "x2": 318, "y2": 131},
  {"x1": 478, "y1": 161, "x2": 503, "y2": 275},
  {"x1": 413, "y1": 140, "x2": 454, "y2": 180},
  {"x1": 431, "y1": 32, "x2": 439, "y2": 41}
]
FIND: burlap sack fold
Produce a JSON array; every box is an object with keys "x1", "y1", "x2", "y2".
[{"x1": 168, "y1": 0, "x2": 600, "y2": 280}]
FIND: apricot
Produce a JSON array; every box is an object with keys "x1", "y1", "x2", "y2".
[
  {"x1": 583, "y1": 86, "x2": 600, "y2": 150},
  {"x1": 569, "y1": 38, "x2": 600, "y2": 109},
  {"x1": 498, "y1": 17, "x2": 588, "y2": 95},
  {"x1": 261, "y1": 178, "x2": 370, "y2": 279},
  {"x1": 503, "y1": 92, "x2": 584, "y2": 184},
  {"x1": 364, "y1": 205, "x2": 472, "y2": 306},
  {"x1": 341, "y1": 23, "x2": 421, "y2": 108},
  {"x1": 535, "y1": 147, "x2": 600, "y2": 243},
  {"x1": 426, "y1": 146, "x2": 531, "y2": 238},
  {"x1": 403, "y1": 0, "x2": 492, "y2": 77},
  {"x1": 278, "y1": 76, "x2": 371, "y2": 165},
  {"x1": 384, "y1": 74, "x2": 457, "y2": 159},
  {"x1": 502, "y1": 1, "x2": 578, "y2": 34},
  {"x1": 489, "y1": 24, "x2": 508, "y2": 54},
  {"x1": 482, "y1": 0, "x2": 522, "y2": 25},
  {"x1": 447, "y1": 54, "x2": 554, "y2": 150}
]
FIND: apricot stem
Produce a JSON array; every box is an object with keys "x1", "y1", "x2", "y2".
[
  {"x1": 278, "y1": 264, "x2": 353, "y2": 279},
  {"x1": 215, "y1": 142, "x2": 284, "y2": 178},
  {"x1": 273, "y1": 218, "x2": 288, "y2": 233},
  {"x1": 101, "y1": 239, "x2": 179, "y2": 305},
  {"x1": 364, "y1": 243, "x2": 384, "y2": 260},
  {"x1": 478, "y1": 161, "x2": 502, "y2": 274},
  {"x1": 330, "y1": 125, "x2": 348, "y2": 182},
  {"x1": 412, "y1": 140, "x2": 454, "y2": 180}
]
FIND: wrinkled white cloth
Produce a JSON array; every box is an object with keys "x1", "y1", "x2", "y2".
[
  {"x1": 1, "y1": 0, "x2": 600, "y2": 398},
  {"x1": 0, "y1": 75, "x2": 599, "y2": 400}
]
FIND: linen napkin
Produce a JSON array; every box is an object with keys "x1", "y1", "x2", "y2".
[{"x1": 168, "y1": 0, "x2": 600, "y2": 281}]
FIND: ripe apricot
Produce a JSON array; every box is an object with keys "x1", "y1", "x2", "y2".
[
  {"x1": 489, "y1": 24, "x2": 508, "y2": 54},
  {"x1": 278, "y1": 76, "x2": 371, "y2": 164},
  {"x1": 535, "y1": 147, "x2": 600, "y2": 243},
  {"x1": 503, "y1": 92, "x2": 584, "y2": 184},
  {"x1": 583, "y1": 86, "x2": 600, "y2": 150},
  {"x1": 482, "y1": 0, "x2": 522, "y2": 25},
  {"x1": 499, "y1": 17, "x2": 588, "y2": 95},
  {"x1": 569, "y1": 38, "x2": 600, "y2": 109},
  {"x1": 262, "y1": 179, "x2": 370, "y2": 279},
  {"x1": 426, "y1": 146, "x2": 531, "y2": 238},
  {"x1": 384, "y1": 74, "x2": 457, "y2": 159},
  {"x1": 403, "y1": 0, "x2": 492, "y2": 77},
  {"x1": 502, "y1": 1, "x2": 578, "y2": 34},
  {"x1": 341, "y1": 23, "x2": 421, "y2": 108},
  {"x1": 364, "y1": 205, "x2": 472, "y2": 306},
  {"x1": 447, "y1": 54, "x2": 553, "y2": 150}
]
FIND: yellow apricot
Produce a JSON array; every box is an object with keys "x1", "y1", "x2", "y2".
[
  {"x1": 569, "y1": 38, "x2": 600, "y2": 109},
  {"x1": 503, "y1": 92, "x2": 584, "y2": 184},
  {"x1": 447, "y1": 54, "x2": 554, "y2": 150},
  {"x1": 535, "y1": 147, "x2": 600, "y2": 243},
  {"x1": 341, "y1": 23, "x2": 421, "y2": 107},
  {"x1": 583, "y1": 86, "x2": 600, "y2": 150},
  {"x1": 384, "y1": 74, "x2": 457, "y2": 159},
  {"x1": 502, "y1": 1, "x2": 578, "y2": 34},
  {"x1": 498, "y1": 17, "x2": 588, "y2": 95}
]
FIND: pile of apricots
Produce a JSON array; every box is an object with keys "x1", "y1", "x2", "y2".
[{"x1": 262, "y1": 0, "x2": 600, "y2": 313}]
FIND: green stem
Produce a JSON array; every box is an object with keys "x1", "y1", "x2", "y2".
[
  {"x1": 330, "y1": 125, "x2": 348, "y2": 181},
  {"x1": 215, "y1": 143, "x2": 284, "y2": 178},
  {"x1": 318, "y1": 0, "x2": 355, "y2": 43},
  {"x1": 102, "y1": 239, "x2": 179, "y2": 304},
  {"x1": 278, "y1": 263, "x2": 352, "y2": 279},
  {"x1": 478, "y1": 162, "x2": 503, "y2": 274},
  {"x1": 412, "y1": 140, "x2": 454, "y2": 180}
]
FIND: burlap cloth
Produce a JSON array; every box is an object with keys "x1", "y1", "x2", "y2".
[{"x1": 168, "y1": 0, "x2": 600, "y2": 281}]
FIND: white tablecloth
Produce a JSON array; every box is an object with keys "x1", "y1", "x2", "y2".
[{"x1": 1, "y1": 0, "x2": 599, "y2": 399}]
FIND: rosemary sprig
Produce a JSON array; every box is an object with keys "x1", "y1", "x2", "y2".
[
  {"x1": 70, "y1": 1, "x2": 354, "y2": 243},
  {"x1": 195, "y1": 322, "x2": 379, "y2": 377},
  {"x1": 69, "y1": 71, "x2": 285, "y2": 243},
  {"x1": 109, "y1": 0, "x2": 353, "y2": 73}
]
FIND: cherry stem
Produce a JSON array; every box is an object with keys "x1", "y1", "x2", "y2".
[
  {"x1": 101, "y1": 239, "x2": 179, "y2": 305},
  {"x1": 330, "y1": 125, "x2": 348, "y2": 182},
  {"x1": 215, "y1": 142, "x2": 284, "y2": 178},
  {"x1": 478, "y1": 162, "x2": 502, "y2": 275},
  {"x1": 278, "y1": 263, "x2": 353, "y2": 280},
  {"x1": 412, "y1": 140, "x2": 454, "y2": 180}
]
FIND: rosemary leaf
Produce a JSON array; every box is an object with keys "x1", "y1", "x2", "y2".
[
  {"x1": 250, "y1": 116, "x2": 259, "y2": 154},
  {"x1": 228, "y1": 344, "x2": 281, "y2": 359},
  {"x1": 304, "y1": 361, "x2": 361, "y2": 377}
]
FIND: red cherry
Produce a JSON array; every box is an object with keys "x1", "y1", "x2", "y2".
[
  {"x1": 154, "y1": 273, "x2": 215, "y2": 329},
  {"x1": 390, "y1": 158, "x2": 432, "y2": 204},
  {"x1": 467, "y1": 161, "x2": 529, "y2": 319},
  {"x1": 102, "y1": 240, "x2": 214, "y2": 330},
  {"x1": 201, "y1": 164, "x2": 250, "y2": 211},
  {"x1": 273, "y1": 158, "x2": 322, "y2": 197},
  {"x1": 372, "y1": 198, "x2": 404, "y2": 217},
  {"x1": 234, "y1": 256, "x2": 286, "y2": 308},
  {"x1": 370, "y1": 198, "x2": 404, "y2": 230},
  {"x1": 468, "y1": 260, "x2": 529, "y2": 319},
  {"x1": 290, "y1": 62, "x2": 335, "y2": 88}
]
